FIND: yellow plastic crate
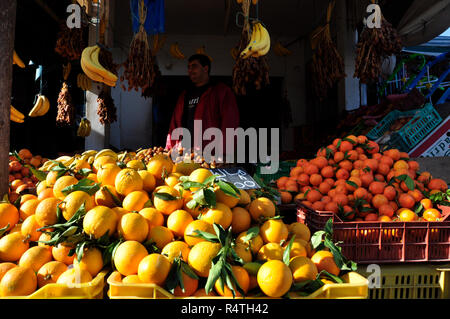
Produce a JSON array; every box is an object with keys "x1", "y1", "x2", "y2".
[
  {"x1": 1, "y1": 269, "x2": 108, "y2": 299},
  {"x1": 357, "y1": 264, "x2": 450, "y2": 299},
  {"x1": 107, "y1": 271, "x2": 368, "y2": 299}
]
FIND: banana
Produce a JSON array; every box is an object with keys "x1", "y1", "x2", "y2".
[
  {"x1": 87, "y1": 156, "x2": 95, "y2": 165},
  {"x1": 13, "y1": 50, "x2": 25, "y2": 68},
  {"x1": 36, "y1": 96, "x2": 50, "y2": 116},
  {"x1": 11, "y1": 105, "x2": 25, "y2": 120},
  {"x1": 157, "y1": 34, "x2": 167, "y2": 52},
  {"x1": 28, "y1": 95, "x2": 44, "y2": 117},
  {"x1": 81, "y1": 46, "x2": 117, "y2": 86},
  {"x1": 240, "y1": 23, "x2": 259, "y2": 59},
  {"x1": 82, "y1": 150, "x2": 98, "y2": 157},
  {"x1": 251, "y1": 23, "x2": 270, "y2": 57},
  {"x1": 89, "y1": 46, "x2": 118, "y2": 83},
  {"x1": 274, "y1": 41, "x2": 292, "y2": 56},
  {"x1": 174, "y1": 43, "x2": 185, "y2": 59},
  {"x1": 152, "y1": 33, "x2": 159, "y2": 53},
  {"x1": 63, "y1": 62, "x2": 72, "y2": 81},
  {"x1": 84, "y1": 119, "x2": 91, "y2": 136},
  {"x1": 77, "y1": 120, "x2": 86, "y2": 137},
  {"x1": 11, "y1": 113, "x2": 24, "y2": 123},
  {"x1": 94, "y1": 149, "x2": 118, "y2": 161}
]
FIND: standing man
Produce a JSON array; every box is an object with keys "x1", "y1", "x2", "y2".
[{"x1": 165, "y1": 54, "x2": 239, "y2": 162}]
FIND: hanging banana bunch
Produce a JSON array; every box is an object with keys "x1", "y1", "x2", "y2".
[
  {"x1": 81, "y1": 45, "x2": 118, "y2": 87},
  {"x1": 169, "y1": 42, "x2": 185, "y2": 59},
  {"x1": 196, "y1": 45, "x2": 213, "y2": 62},
  {"x1": 10, "y1": 105, "x2": 25, "y2": 123},
  {"x1": 28, "y1": 95, "x2": 50, "y2": 117},
  {"x1": 239, "y1": 22, "x2": 271, "y2": 59},
  {"x1": 77, "y1": 118, "x2": 91, "y2": 137},
  {"x1": 273, "y1": 41, "x2": 292, "y2": 57},
  {"x1": 77, "y1": 73, "x2": 92, "y2": 91}
]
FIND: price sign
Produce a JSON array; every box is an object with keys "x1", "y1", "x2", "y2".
[{"x1": 209, "y1": 167, "x2": 261, "y2": 189}]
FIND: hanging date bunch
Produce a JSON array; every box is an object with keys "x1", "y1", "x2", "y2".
[
  {"x1": 310, "y1": 0, "x2": 345, "y2": 100},
  {"x1": 354, "y1": 7, "x2": 402, "y2": 83},
  {"x1": 56, "y1": 64, "x2": 75, "y2": 126},
  {"x1": 97, "y1": 85, "x2": 117, "y2": 125},
  {"x1": 54, "y1": 20, "x2": 86, "y2": 61},
  {"x1": 232, "y1": 0, "x2": 270, "y2": 96},
  {"x1": 121, "y1": 0, "x2": 156, "y2": 92}
]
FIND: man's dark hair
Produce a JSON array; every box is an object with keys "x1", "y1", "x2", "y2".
[{"x1": 188, "y1": 54, "x2": 211, "y2": 75}]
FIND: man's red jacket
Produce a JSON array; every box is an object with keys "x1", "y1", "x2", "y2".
[{"x1": 165, "y1": 82, "x2": 239, "y2": 158}]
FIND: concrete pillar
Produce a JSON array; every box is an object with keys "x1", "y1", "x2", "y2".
[
  {"x1": 336, "y1": 0, "x2": 361, "y2": 112},
  {"x1": 0, "y1": 1, "x2": 16, "y2": 196},
  {"x1": 85, "y1": 0, "x2": 114, "y2": 150}
]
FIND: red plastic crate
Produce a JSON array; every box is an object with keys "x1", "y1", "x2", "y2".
[{"x1": 296, "y1": 201, "x2": 450, "y2": 264}]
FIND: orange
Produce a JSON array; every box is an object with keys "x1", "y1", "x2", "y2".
[
  {"x1": 201, "y1": 202, "x2": 233, "y2": 229},
  {"x1": 161, "y1": 241, "x2": 190, "y2": 262},
  {"x1": 398, "y1": 209, "x2": 418, "y2": 221},
  {"x1": 369, "y1": 181, "x2": 385, "y2": 195},
  {"x1": 37, "y1": 188, "x2": 55, "y2": 201},
  {"x1": 0, "y1": 232, "x2": 29, "y2": 262},
  {"x1": 398, "y1": 193, "x2": 415, "y2": 209},
  {"x1": 0, "y1": 203, "x2": 19, "y2": 231},
  {"x1": 311, "y1": 157, "x2": 328, "y2": 169},
  {"x1": 18, "y1": 246, "x2": 52, "y2": 273},
  {"x1": 378, "y1": 215, "x2": 392, "y2": 222},
  {"x1": 138, "y1": 253, "x2": 171, "y2": 286},
  {"x1": 94, "y1": 185, "x2": 120, "y2": 208},
  {"x1": 21, "y1": 215, "x2": 42, "y2": 242},
  {"x1": 303, "y1": 164, "x2": 319, "y2": 175},
  {"x1": 383, "y1": 186, "x2": 397, "y2": 201},
  {"x1": 324, "y1": 201, "x2": 339, "y2": 213},
  {"x1": 372, "y1": 194, "x2": 388, "y2": 209},
  {"x1": 113, "y1": 240, "x2": 148, "y2": 276},
  {"x1": 187, "y1": 168, "x2": 213, "y2": 190},
  {"x1": 378, "y1": 204, "x2": 394, "y2": 217},
  {"x1": 428, "y1": 178, "x2": 448, "y2": 192},
  {"x1": 0, "y1": 263, "x2": 17, "y2": 282},
  {"x1": 393, "y1": 160, "x2": 409, "y2": 171},
  {"x1": 153, "y1": 186, "x2": 183, "y2": 215},
  {"x1": 36, "y1": 261, "x2": 68, "y2": 288},
  {"x1": 146, "y1": 154, "x2": 174, "y2": 181},
  {"x1": 248, "y1": 197, "x2": 276, "y2": 222},
  {"x1": 234, "y1": 243, "x2": 253, "y2": 263},
  {"x1": 422, "y1": 208, "x2": 441, "y2": 221},
  {"x1": 306, "y1": 189, "x2": 322, "y2": 203},
  {"x1": 184, "y1": 220, "x2": 215, "y2": 247},
  {"x1": 93, "y1": 155, "x2": 116, "y2": 173},
  {"x1": 18, "y1": 148, "x2": 32, "y2": 160},
  {"x1": 0, "y1": 266, "x2": 37, "y2": 296},
  {"x1": 73, "y1": 247, "x2": 104, "y2": 277},
  {"x1": 420, "y1": 198, "x2": 433, "y2": 210},
  {"x1": 236, "y1": 231, "x2": 264, "y2": 255},
  {"x1": 19, "y1": 194, "x2": 37, "y2": 205},
  {"x1": 174, "y1": 271, "x2": 199, "y2": 297},
  {"x1": 122, "y1": 190, "x2": 150, "y2": 212},
  {"x1": 310, "y1": 250, "x2": 340, "y2": 276},
  {"x1": 354, "y1": 187, "x2": 369, "y2": 200},
  {"x1": 259, "y1": 219, "x2": 289, "y2": 244},
  {"x1": 366, "y1": 141, "x2": 379, "y2": 154},
  {"x1": 122, "y1": 275, "x2": 142, "y2": 284},
  {"x1": 56, "y1": 267, "x2": 92, "y2": 285},
  {"x1": 215, "y1": 265, "x2": 249, "y2": 297},
  {"x1": 52, "y1": 175, "x2": 78, "y2": 200},
  {"x1": 257, "y1": 260, "x2": 292, "y2": 298},
  {"x1": 83, "y1": 206, "x2": 118, "y2": 239},
  {"x1": 37, "y1": 232, "x2": 53, "y2": 251},
  {"x1": 52, "y1": 244, "x2": 75, "y2": 265},
  {"x1": 35, "y1": 197, "x2": 62, "y2": 227},
  {"x1": 230, "y1": 207, "x2": 252, "y2": 232},
  {"x1": 257, "y1": 242, "x2": 284, "y2": 261},
  {"x1": 187, "y1": 241, "x2": 221, "y2": 278},
  {"x1": 115, "y1": 168, "x2": 144, "y2": 196},
  {"x1": 289, "y1": 256, "x2": 318, "y2": 283},
  {"x1": 167, "y1": 209, "x2": 194, "y2": 237},
  {"x1": 137, "y1": 170, "x2": 156, "y2": 193},
  {"x1": 61, "y1": 191, "x2": 95, "y2": 221},
  {"x1": 117, "y1": 212, "x2": 149, "y2": 242},
  {"x1": 320, "y1": 166, "x2": 334, "y2": 178},
  {"x1": 138, "y1": 207, "x2": 164, "y2": 229},
  {"x1": 97, "y1": 163, "x2": 121, "y2": 186},
  {"x1": 193, "y1": 288, "x2": 217, "y2": 297},
  {"x1": 148, "y1": 225, "x2": 174, "y2": 250},
  {"x1": 335, "y1": 168, "x2": 349, "y2": 180},
  {"x1": 280, "y1": 191, "x2": 293, "y2": 204}
]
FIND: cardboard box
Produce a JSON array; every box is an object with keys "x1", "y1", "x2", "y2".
[{"x1": 409, "y1": 115, "x2": 450, "y2": 157}]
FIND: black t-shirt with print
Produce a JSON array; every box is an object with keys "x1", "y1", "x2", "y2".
[{"x1": 182, "y1": 82, "x2": 211, "y2": 143}]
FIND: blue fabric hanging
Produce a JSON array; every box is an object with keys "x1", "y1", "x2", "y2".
[{"x1": 130, "y1": 0, "x2": 165, "y2": 35}]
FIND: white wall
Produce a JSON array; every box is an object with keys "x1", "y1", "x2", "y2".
[{"x1": 110, "y1": 33, "x2": 307, "y2": 151}]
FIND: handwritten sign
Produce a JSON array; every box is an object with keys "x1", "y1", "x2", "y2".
[{"x1": 209, "y1": 167, "x2": 260, "y2": 190}]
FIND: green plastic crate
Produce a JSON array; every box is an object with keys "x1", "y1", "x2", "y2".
[
  {"x1": 255, "y1": 161, "x2": 296, "y2": 185},
  {"x1": 366, "y1": 103, "x2": 442, "y2": 152}
]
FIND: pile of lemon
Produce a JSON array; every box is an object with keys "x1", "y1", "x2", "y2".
[{"x1": 0, "y1": 152, "x2": 342, "y2": 298}]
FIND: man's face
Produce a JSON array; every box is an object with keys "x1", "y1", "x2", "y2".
[{"x1": 188, "y1": 60, "x2": 208, "y2": 84}]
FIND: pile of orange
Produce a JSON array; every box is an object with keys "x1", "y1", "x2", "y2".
[
  {"x1": 0, "y1": 150, "x2": 351, "y2": 298},
  {"x1": 8, "y1": 149, "x2": 48, "y2": 203},
  {"x1": 277, "y1": 135, "x2": 448, "y2": 222}
]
